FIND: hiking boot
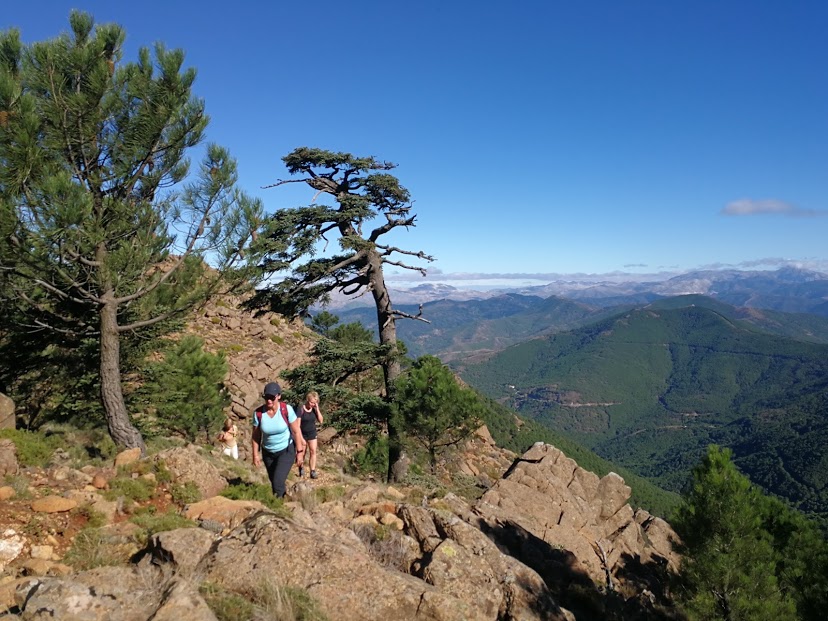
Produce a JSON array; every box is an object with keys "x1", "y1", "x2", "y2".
[
  {"x1": 298, "y1": 466, "x2": 305, "y2": 478},
  {"x1": 310, "y1": 470, "x2": 318, "y2": 479}
]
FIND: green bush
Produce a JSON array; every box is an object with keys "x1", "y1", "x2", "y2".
[
  {"x1": 139, "y1": 335, "x2": 229, "y2": 442},
  {"x1": 104, "y1": 476, "x2": 156, "y2": 503},
  {"x1": 130, "y1": 508, "x2": 196, "y2": 542},
  {"x1": 220, "y1": 481, "x2": 291, "y2": 516},
  {"x1": 201, "y1": 583, "x2": 256, "y2": 621},
  {"x1": 0, "y1": 429, "x2": 60, "y2": 467},
  {"x1": 170, "y1": 481, "x2": 202, "y2": 505},
  {"x1": 64, "y1": 528, "x2": 132, "y2": 570},
  {"x1": 347, "y1": 436, "x2": 389, "y2": 478}
]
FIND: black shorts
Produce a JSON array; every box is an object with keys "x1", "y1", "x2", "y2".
[{"x1": 301, "y1": 426, "x2": 317, "y2": 441}]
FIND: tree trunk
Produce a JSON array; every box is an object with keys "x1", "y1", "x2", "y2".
[
  {"x1": 366, "y1": 249, "x2": 407, "y2": 482},
  {"x1": 99, "y1": 297, "x2": 146, "y2": 452}
]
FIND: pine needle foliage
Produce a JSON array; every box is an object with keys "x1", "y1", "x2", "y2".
[
  {"x1": 394, "y1": 355, "x2": 484, "y2": 472},
  {"x1": 0, "y1": 12, "x2": 262, "y2": 450}
]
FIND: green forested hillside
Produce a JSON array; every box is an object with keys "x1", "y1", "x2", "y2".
[{"x1": 458, "y1": 305, "x2": 828, "y2": 520}]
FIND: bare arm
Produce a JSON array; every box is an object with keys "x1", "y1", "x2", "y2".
[
  {"x1": 251, "y1": 426, "x2": 262, "y2": 465},
  {"x1": 315, "y1": 405, "x2": 324, "y2": 425},
  {"x1": 290, "y1": 417, "x2": 305, "y2": 453}
]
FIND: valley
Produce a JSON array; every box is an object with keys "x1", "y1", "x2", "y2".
[{"x1": 335, "y1": 268, "x2": 828, "y2": 523}]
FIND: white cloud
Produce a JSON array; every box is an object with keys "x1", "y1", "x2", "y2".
[{"x1": 721, "y1": 198, "x2": 826, "y2": 217}]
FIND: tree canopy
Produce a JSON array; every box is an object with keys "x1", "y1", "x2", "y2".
[
  {"x1": 394, "y1": 355, "x2": 484, "y2": 471},
  {"x1": 0, "y1": 12, "x2": 261, "y2": 449}
]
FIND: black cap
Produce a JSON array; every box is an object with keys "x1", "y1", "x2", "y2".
[{"x1": 263, "y1": 382, "x2": 281, "y2": 397}]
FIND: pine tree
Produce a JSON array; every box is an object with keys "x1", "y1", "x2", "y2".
[
  {"x1": 140, "y1": 336, "x2": 229, "y2": 442},
  {"x1": 0, "y1": 13, "x2": 261, "y2": 450},
  {"x1": 673, "y1": 445, "x2": 796, "y2": 620},
  {"x1": 394, "y1": 355, "x2": 484, "y2": 472}
]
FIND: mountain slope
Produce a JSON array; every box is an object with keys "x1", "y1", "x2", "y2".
[{"x1": 458, "y1": 304, "x2": 828, "y2": 518}]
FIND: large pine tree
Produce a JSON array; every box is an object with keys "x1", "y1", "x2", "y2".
[{"x1": 0, "y1": 13, "x2": 261, "y2": 449}]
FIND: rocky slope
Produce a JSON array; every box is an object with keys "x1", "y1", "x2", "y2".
[
  {"x1": 0, "y1": 429, "x2": 681, "y2": 620},
  {"x1": 1, "y1": 297, "x2": 682, "y2": 619}
]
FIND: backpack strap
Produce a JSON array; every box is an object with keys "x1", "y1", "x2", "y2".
[{"x1": 258, "y1": 404, "x2": 290, "y2": 428}]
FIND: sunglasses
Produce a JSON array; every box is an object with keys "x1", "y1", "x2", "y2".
[{"x1": 263, "y1": 394, "x2": 279, "y2": 400}]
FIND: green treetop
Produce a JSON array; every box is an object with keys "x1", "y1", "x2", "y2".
[{"x1": 0, "y1": 12, "x2": 261, "y2": 450}]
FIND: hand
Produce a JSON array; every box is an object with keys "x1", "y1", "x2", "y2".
[{"x1": 252, "y1": 455, "x2": 261, "y2": 467}]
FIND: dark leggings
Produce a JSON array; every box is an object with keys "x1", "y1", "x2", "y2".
[{"x1": 262, "y1": 443, "x2": 296, "y2": 497}]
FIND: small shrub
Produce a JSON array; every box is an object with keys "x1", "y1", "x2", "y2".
[
  {"x1": 73, "y1": 504, "x2": 107, "y2": 529},
  {"x1": 3, "y1": 474, "x2": 32, "y2": 499},
  {"x1": 220, "y1": 481, "x2": 291, "y2": 516},
  {"x1": 210, "y1": 317, "x2": 222, "y2": 324},
  {"x1": 104, "y1": 476, "x2": 156, "y2": 503},
  {"x1": 201, "y1": 583, "x2": 256, "y2": 621},
  {"x1": 351, "y1": 522, "x2": 410, "y2": 572},
  {"x1": 448, "y1": 472, "x2": 485, "y2": 502},
  {"x1": 170, "y1": 481, "x2": 201, "y2": 505},
  {"x1": 130, "y1": 508, "x2": 196, "y2": 543},
  {"x1": 201, "y1": 579, "x2": 329, "y2": 621},
  {"x1": 64, "y1": 528, "x2": 131, "y2": 570},
  {"x1": 0, "y1": 429, "x2": 60, "y2": 467},
  {"x1": 270, "y1": 334, "x2": 285, "y2": 345},
  {"x1": 153, "y1": 461, "x2": 173, "y2": 483},
  {"x1": 226, "y1": 344, "x2": 244, "y2": 353},
  {"x1": 347, "y1": 436, "x2": 388, "y2": 478},
  {"x1": 316, "y1": 485, "x2": 346, "y2": 504},
  {"x1": 256, "y1": 579, "x2": 330, "y2": 621},
  {"x1": 269, "y1": 317, "x2": 281, "y2": 327}
]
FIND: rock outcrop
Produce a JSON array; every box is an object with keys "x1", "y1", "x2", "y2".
[
  {"x1": 475, "y1": 443, "x2": 679, "y2": 587},
  {"x1": 0, "y1": 393, "x2": 14, "y2": 430},
  {"x1": 2, "y1": 434, "x2": 681, "y2": 620},
  {"x1": 188, "y1": 296, "x2": 314, "y2": 420}
]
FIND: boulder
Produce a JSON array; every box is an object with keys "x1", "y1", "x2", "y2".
[
  {"x1": 476, "y1": 443, "x2": 680, "y2": 586},
  {"x1": 139, "y1": 528, "x2": 219, "y2": 576},
  {"x1": 31, "y1": 496, "x2": 78, "y2": 513},
  {"x1": 0, "y1": 439, "x2": 17, "y2": 477},
  {"x1": 182, "y1": 496, "x2": 267, "y2": 531},
  {"x1": 0, "y1": 393, "x2": 14, "y2": 430},
  {"x1": 201, "y1": 512, "x2": 479, "y2": 621},
  {"x1": 11, "y1": 566, "x2": 216, "y2": 621},
  {"x1": 114, "y1": 447, "x2": 142, "y2": 467},
  {"x1": 154, "y1": 445, "x2": 227, "y2": 499}
]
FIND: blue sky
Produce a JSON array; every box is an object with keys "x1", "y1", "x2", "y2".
[{"x1": 6, "y1": 1, "x2": 828, "y2": 287}]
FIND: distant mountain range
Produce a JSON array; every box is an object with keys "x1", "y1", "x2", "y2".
[
  {"x1": 331, "y1": 266, "x2": 828, "y2": 315},
  {"x1": 333, "y1": 267, "x2": 828, "y2": 359}
]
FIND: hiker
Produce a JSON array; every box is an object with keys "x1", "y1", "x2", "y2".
[
  {"x1": 251, "y1": 381, "x2": 305, "y2": 497},
  {"x1": 217, "y1": 417, "x2": 239, "y2": 459},
  {"x1": 295, "y1": 391, "x2": 324, "y2": 479}
]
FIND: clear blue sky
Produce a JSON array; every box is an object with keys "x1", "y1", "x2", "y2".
[{"x1": 7, "y1": 1, "x2": 828, "y2": 286}]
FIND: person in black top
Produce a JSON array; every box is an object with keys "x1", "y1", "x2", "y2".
[{"x1": 295, "y1": 391, "x2": 324, "y2": 479}]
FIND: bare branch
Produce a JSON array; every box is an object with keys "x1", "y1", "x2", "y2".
[
  {"x1": 391, "y1": 305, "x2": 430, "y2": 324},
  {"x1": 381, "y1": 259, "x2": 428, "y2": 276},
  {"x1": 261, "y1": 178, "x2": 308, "y2": 190}
]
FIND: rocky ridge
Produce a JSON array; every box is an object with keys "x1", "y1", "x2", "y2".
[{"x1": 0, "y1": 428, "x2": 681, "y2": 620}]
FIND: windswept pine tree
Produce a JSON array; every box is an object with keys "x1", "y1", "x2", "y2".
[
  {"x1": 250, "y1": 148, "x2": 433, "y2": 479},
  {"x1": 0, "y1": 12, "x2": 261, "y2": 450}
]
